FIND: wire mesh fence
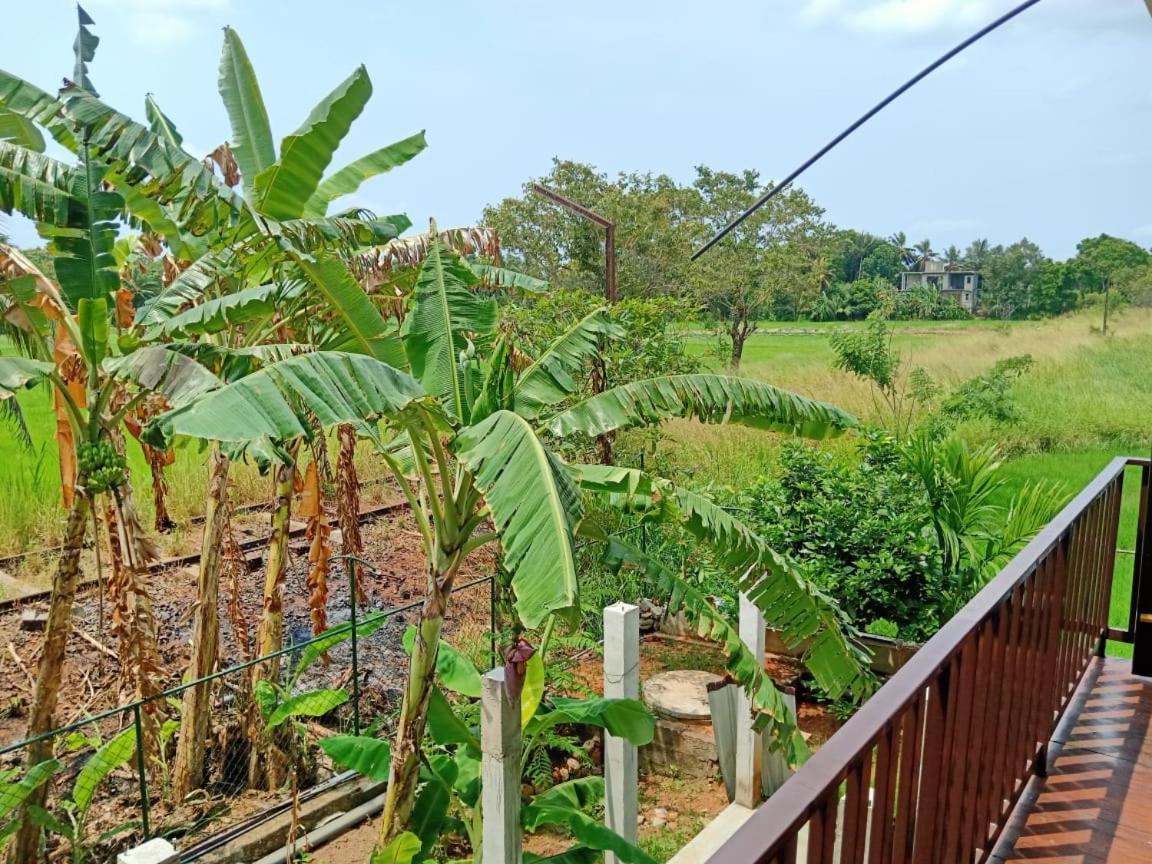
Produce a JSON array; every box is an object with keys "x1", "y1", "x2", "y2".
[{"x1": 0, "y1": 571, "x2": 497, "y2": 863}]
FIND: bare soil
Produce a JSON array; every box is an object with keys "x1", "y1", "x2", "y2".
[{"x1": 567, "y1": 633, "x2": 842, "y2": 747}]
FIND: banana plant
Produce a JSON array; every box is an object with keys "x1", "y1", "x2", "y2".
[
  {"x1": 142, "y1": 232, "x2": 870, "y2": 848},
  {"x1": 321, "y1": 630, "x2": 656, "y2": 863}
]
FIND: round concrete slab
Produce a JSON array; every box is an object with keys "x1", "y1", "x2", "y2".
[{"x1": 643, "y1": 669, "x2": 724, "y2": 723}]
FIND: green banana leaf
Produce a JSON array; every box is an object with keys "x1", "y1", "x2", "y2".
[
  {"x1": 144, "y1": 351, "x2": 425, "y2": 448},
  {"x1": 218, "y1": 27, "x2": 275, "y2": 198},
  {"x1": 255, "y1": 66, "x2": 372, "y2": 220},
  {"x1": 514, "y1": 308, "x2": 621, "y2": 420},
  {"x1": 305, "y1": 130, "x2": 427, "y2": 217},
  {"x1": 546, "y1": 374, "x2": 857, "y2": 440},
  {"x1": 452, "y1": 410, "x2": 580, "y2": 630}
]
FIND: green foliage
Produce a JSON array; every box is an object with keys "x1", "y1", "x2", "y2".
[
  {"x1": 864, "y1": 618, "x2": 900, "y2": 639},
  {"x1": 370, "y1": 832, "x2": 422, "y2": 864},
  {"x1": 740, "y1": 436, "x2": 942, "y2": 641},
  {"x1": 940, "y1": 355, "x2": 1034, "y2": 424},
  {"x1": 319, "y1": 735, "x2": 392, "y2": 781}
]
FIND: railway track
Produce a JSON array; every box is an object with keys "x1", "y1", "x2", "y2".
[{"x1": 0, "y1": 498, "x2": 409, "y2": 615}]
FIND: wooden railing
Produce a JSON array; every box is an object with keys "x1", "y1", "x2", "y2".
[{"x1": 711, "y1": 455, "x2": 1152, "y2": 864}]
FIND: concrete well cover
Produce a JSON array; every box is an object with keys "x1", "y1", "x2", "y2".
[{"x1": 643, "y1": 670, "x2": 724, "y2": 723}]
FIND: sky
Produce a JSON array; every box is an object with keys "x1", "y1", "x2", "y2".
[{"x1": 3, "y1": 0, "x2": 1151, "y2": 259}]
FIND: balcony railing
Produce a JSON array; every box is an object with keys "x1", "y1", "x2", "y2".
[{"x1": 710, "y1": 455, "x2": 1152, "y2": 864}]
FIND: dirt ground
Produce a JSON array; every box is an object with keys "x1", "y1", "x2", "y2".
[
  {"x1": 0, "y1": 491, "x2": 496, "y2": 747},
  {"x1": 568, "y1": 633, "x2": 842, "y2": 747}
]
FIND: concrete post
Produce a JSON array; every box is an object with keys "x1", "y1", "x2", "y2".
[
  {"x1": 762, "y1": 690, "x2": 796, "y2": 797},
  {"x1": 117, "y1": 839, "x2": 178, "y2": 864},
  {"x1": 482, "y1": 668, "x2": 522, "y2": 864},
  {"x1": 734, "y1": 593, "x2": 765, "y2": 808},
  {"x1": 604, "y1": 602, "x2": 640, "y2": 860}
]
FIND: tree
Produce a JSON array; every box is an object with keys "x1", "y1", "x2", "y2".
[
  {"x1": 943, "y1": 244, "x2": 963, "y2": 271},
  {"x1": 963, "y1": 238, "x2": 991, "y2": 271},
  {"x1": 912, "y1": 238, "x2": 935, "y2": 271},
  {"x1": 144, "y1": 235, "x2": 872, "y2": 850},
  {"x1": 481, "y1": 159, "x2": 697, "y2": 300},
  {"x1": 1074, "y1": 234, "x2": 1151, "y2": 282},
  {"x1": 981, "y1": 238, "x2": 1049, "y2": 318},
  {"x1": 858, "y1": 243, "x2": 903, "y2": 284},
  {"x1": 153, "y1": 25, "x2": 427, "y2": 796},
  {"x1": 889, "y1": 231, "x2": 917, "y2": 269},
  {"x1": 690, "y1": 167, "x2": 827, "y2": 366},
  {"x1": 0, "y1": 10, "x2": 244, "y2": 854}
]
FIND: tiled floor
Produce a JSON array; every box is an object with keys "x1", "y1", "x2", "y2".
[{"x1": 990, "y1": 658, "x2": 1152, "y2": 863}]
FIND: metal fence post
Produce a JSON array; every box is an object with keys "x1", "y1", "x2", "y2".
[
  {"x1": 132, "y1": 704, "x2": 151, "y2": 839},
  {"x1": 638, "y1": 451, "x2": 647, "y2": 554},
  {"x1": 348, "y1": 558, "x2": 361, "y2": 736},
  {"x1": 1133, "y1": 462, "x2": 1152, "y2": 676},
  {"x1": 490, "y1": 574, "x2": 499, "y2": 667}
]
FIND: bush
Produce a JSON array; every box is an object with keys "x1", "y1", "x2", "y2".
[
  {"x1": 739, "y1": 434, "x2": 942, "y2": 641},
  {"x1": 504, "y1": 290, "x2": 699, "y2": 389},
  {"x1": 940, "y1": 355, "x2": 1034, "y2": 424}
]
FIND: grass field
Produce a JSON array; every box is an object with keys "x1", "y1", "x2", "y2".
[{"x1": 659, "y1": 309, "x2": 1152, "y2": 490}]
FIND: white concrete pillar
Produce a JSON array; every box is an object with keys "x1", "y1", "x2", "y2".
[
  {"x1": 482, "y1": 668, "x2": 522, "y2": 864},
  {"x1": 762, "y1": 690, "x2": 796, "y2": 797},
  {"x1": 117, "y1": 839, "x2": 178, "y2": 864},
  {"x1": 734, "y1": 593, "x2": 765, "y2": 808},
  {"x1": 603, "y1": 602, "x2": 640, "y2": 861}
]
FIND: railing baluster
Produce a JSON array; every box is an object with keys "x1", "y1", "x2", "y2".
[
  {"x1": 993, "y1": 584, "x2": 1025, "y2": 825},
  {"x1": 960, "y1": 616, "x2": 995, "y2": 861},
  {"x1": 1100, "y1": 477, "x2": 1124, "y2": 655},
  {"x1": 870, "y1": 722, "x2": 900, "y2": 863},
  {"x1": 891, "y1": 694, "x2": 923, "y2": 863},
  {"x1": 941, "y1": 635, "x2": 979, "y2": 859},
  {"x1": 807, "y1": 792, "x2": 839, "y2": 864},
  {"x1": 841, "y1": 743, "x2": 872, "y2": 864},
  {"x1": 911, "y1": 674, "x2": 948, "y2": 864},
  {"x1": 1012, "y1": 568, "x2": 1043, "y2": 786}
]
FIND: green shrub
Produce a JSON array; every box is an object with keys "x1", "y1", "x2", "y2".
[
  {"x1": 739, "y1": 434, "x2": 942, "y2": 641},
  {"x1": 864, "y1": 618, "x2": 900, "y2": 639},
  {"x1": 940, "y1": 354, "x2": 1033, "y2": 424}
]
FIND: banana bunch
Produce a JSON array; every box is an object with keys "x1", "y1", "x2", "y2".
[{"x1": 77, "y1": 440, "x2": 128, "y2": 494}]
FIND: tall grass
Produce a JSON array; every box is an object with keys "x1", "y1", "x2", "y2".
[{"x1": 663, "y1": 310, "x2": 1152, "y2": 491}]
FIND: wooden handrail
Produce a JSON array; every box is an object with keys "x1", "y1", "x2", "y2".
[{"x1": 710, "y1": 456, "x2": 1147, "y2": 864}]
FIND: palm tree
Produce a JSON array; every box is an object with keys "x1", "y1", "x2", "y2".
[
  {"x1": 889, "y1": 231, "x2": 916, "y2": 269},
  {"x1": 913, "y1": 238, "x2": 936, "y2": 271},
  {"x1": 943, "y1": 244, "x2": 963, "y2": 271},
  {"x1": 965, "y1": 238, "x2": 991, "y2": 271},
  {"x1": 146, "y1": 235, "x2": 873, "y2": 848}
]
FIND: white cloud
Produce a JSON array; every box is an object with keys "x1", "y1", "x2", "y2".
[{"x1": 90, "y1": 0, "x2": 230, "y2": 46}]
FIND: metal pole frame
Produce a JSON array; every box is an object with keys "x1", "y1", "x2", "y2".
[{"x1": 530, "y1": 183, "x2": 617, "y2": 303}]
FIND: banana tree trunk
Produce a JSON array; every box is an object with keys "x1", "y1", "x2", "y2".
[
  {"x1": 11, "y1": 487, "x2": 90, "y2": 864},
  {"x1": 248, "y1": 459, "x2": 294, "y2": 789},
  {"x1": 146, "y1": 445, "x2": 174, "y2": 533},
  {"x1": 379, "y1": 552, "x2": 463, "y2": 843},
  {"x1": 172, "y1": 446, "x2": 230, "y2": 800},
  {"x1": 109, "y1": 482, "x2": 165, "y2": 762}
]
